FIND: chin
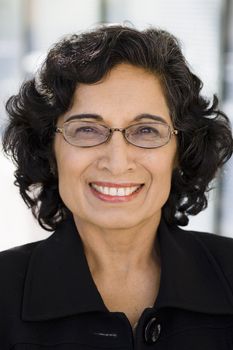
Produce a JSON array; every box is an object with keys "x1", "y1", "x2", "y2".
[{"x1": 84, "y1": 213, "x2": 143, "y2": 230}]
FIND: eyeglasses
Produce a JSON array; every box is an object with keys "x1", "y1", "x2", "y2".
[{"x1": 55, "y1": 120, "x2": 178, "y2": 149}]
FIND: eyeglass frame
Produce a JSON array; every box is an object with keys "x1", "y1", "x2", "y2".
[{"x1": 55, "y1": 120, "x2": 178, "y2": 149}]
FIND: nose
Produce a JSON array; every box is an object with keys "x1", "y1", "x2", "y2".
[{"x1": 96, "y1": 129, "x2": 136, "y2": 175}]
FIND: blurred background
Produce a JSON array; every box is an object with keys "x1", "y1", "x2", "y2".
[{"x1": 0, "y1": 0, "x2": 232, "y2": 251}]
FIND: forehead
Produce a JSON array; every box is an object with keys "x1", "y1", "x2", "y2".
[{"x1": 65, "y1": 63, "x2": 171, "y2": 124}]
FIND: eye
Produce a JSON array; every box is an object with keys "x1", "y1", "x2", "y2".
[
  {"x1": 135, "y1": 125, "x2": 160, "y2": 135},
  {"x1": 67, "y1": 123, "x2": 103, "y2": 137},
  {"x1": 75, "y1": 126, "x2": 98, "y2": 133}
]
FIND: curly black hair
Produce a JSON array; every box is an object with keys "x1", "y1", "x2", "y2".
[{"x1": 2, "y1": 24, "x2": 233, "y2": 231}]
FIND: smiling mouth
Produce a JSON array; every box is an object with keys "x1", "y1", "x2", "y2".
[{"x1": 89, "y1": 183, "x2": 144, "y2": 197}]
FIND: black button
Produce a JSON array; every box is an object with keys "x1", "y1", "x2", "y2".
[{"x1": 144, "y1": 317, "x2": 161, "y2": 344}]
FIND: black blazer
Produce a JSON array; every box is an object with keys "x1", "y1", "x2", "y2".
[{"x1": 1, "y1": 216, "x2": 233, "y2": 349}]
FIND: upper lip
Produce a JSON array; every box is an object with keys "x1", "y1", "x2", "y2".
[{"x1": 89, "y1": 181, "x2": 144, "y2": 188}]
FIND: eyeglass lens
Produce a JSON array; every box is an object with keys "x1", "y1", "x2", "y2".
[{"x1": 64, "y1": 121, "x2": 171, "y2": 148}]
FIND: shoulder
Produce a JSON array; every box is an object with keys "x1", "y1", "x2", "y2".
[
  {"x1": 176, "y1": 225, "x2": 233, "y2": 285},
  {"x1": 0, "y1": 240, "x2": 43, "y2": 272},
  {"x1": 0, "y1": 240, "x2": 44, "y2": 309},
  {"x1": 180, "y1": 226, "x2": 233, "y2": 258},
  {"x1": 194, "y1": 229, "x2": 233, "y2": 277},
  {"x1": 173, "y1": 223, "x2": 233, "y2": 253}
]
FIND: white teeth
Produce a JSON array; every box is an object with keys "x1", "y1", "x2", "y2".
[
  {"x1": 125, "y1": 187, "x2": 132, "y2": 195},
  {"x1": 109, "y1": 188, "x2": 117, "y2": 196},
  {"x1": 117, "y1": 188, "x2": 125, "y2": 196},
  {"x1": 91, "y1": 183, "x2": 142, "y2": 196}
]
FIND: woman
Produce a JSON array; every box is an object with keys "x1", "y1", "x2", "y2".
[{"x1": 1, "y1": 24, "x2": 233, "y2": 349}]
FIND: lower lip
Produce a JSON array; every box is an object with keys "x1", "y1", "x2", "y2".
[{"x1": 89, "y1": 184, "x2": 144, "y2": 203}]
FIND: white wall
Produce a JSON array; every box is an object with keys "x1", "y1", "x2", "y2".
[
  {"x1": 29, "y1": 0, "x2": 101, "y2": 51},
  {"x1": 0, "y1": 153, "x2": 51, "y2": 251}
]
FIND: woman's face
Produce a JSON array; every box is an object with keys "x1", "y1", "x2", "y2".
[{"x1": 54, "y1": 63, "x2": 177, "y2": 231}]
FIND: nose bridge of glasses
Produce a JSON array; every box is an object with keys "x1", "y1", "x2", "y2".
[
  {"x1": 109, "y1": 127, "x2": 125, "y2": 132},
  {"x1": 107, "y1": 127, "x2": 129, "y2": 143}
]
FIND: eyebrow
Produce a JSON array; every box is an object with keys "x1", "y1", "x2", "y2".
[{"x1": 65, "y1": 113, "x2": 167, "y2": 123}]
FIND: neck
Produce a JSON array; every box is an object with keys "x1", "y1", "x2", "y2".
[{"x1": 73, "y1": 213, "x2": 161, "y2": 276}]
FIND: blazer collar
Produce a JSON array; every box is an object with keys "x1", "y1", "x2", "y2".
[{"x1": 22, "y1": 217, "x2": 233, "y2": 321}]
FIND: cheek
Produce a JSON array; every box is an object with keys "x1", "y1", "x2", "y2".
[
  {"x1": 144, "y1": 149, "x2": 176, "y2": 179},
  {"x1": 56, "y1": 153, "x2": 86, "y2": 185},
  {"x1": 143, "y1": 148, "x2": 176, "y2": 204},
  {"x1": 146, "y1": 155, "x2": 175, "y2": 210},
  {"x1": 55, "y1": 138, "x2": 87, "y2": 176},
  {"x1": 54, "y1": 145, "x2": 86, "y2": 193},
  {"x1": 55, "y1": 151, "x2": 89, "y2": 213}
]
